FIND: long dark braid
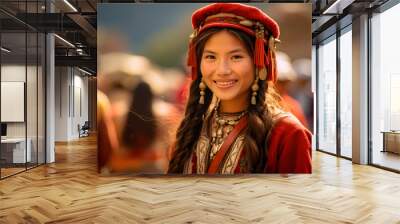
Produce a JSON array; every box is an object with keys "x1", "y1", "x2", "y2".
[
  {"x1": 168, "y1": 28, "x2": 219, "y2": 173},
  {"x1": 168, "y1": 78, "x2": 212, "y2": 173},
  {"x1": 244, "y1": 78, "x2": 274, "y2": 172}
]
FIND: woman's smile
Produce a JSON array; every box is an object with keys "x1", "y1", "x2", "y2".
[{"x1": 213, "y1": 79, "x2": 238, "y2": 89}]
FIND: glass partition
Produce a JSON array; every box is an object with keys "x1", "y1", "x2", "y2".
[
  {"x1": 1, "y1": 30, "x2": 28, "y2": 177},
  {"x1": 0, "y1": 1, "x2": 46, "y2": 179},
  {"x1": 27, "y1": 30, "x2": 38, "y2": 169},
  {"x1": 339, "y1": 27, "x2": 352, "y2": 158},
  {"x1": 317, "y1": 35, "x2": 337, "y2": 154},
  {"x1": 371, "y1": 3, "x2": 400, "y2": 171},
  {"x1": 38, "y1": 32, "x2": 45, "y2": 165}
]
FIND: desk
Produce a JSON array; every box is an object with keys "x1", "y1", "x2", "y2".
[
  {"x1": 381, "y1": 131, "x2": 400, "y2": 154},
  {"x1": 1, "y1": 138, "x2": 31, "y2": 163}
]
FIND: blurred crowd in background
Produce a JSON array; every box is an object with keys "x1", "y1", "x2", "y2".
[
  {"x1": 97, "y1": 47, "x2": 187, "y2": 174},
  {"x1": 97, "y1": 4, "x2": 313, "y2": 174}
]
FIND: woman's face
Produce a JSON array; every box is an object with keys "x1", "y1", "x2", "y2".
[{"x1": 200, "y1": 30, "x2": 255, "y2": 104}]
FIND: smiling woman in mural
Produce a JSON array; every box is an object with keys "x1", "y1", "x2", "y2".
[{"x1": 168, "y1": 3, "x2": 312, "y2": 174}]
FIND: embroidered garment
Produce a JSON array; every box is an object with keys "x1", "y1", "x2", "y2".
[{"x1": 183, "y1": 111, "x2": 312, "y2": 174}]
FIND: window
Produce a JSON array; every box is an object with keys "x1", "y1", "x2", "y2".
[
  {"x1": 339, "y1": 27, "x2": 352, "y2": 158},
  {"x1": 0, "y1": 1, "x2": 46, "y2": 179},
  {"x1": 317, "y1": 35, "x2": 337, "y2": 154},
  {"x1": 371, "y1": 2, "x2": 400, "y2": 171}
]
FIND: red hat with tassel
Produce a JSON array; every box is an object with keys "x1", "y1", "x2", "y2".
[{"x1": 188, "y1": 3, "x2": 280, "y2": 82}]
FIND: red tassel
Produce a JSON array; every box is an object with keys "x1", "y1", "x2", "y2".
[
  {"x1": 254, "y1": 36, "x2": 265, "y2": 68},
  {"x1": 254, "y1": 26, "x2": 267, "y2": 80},
  {"x1": 187, "y1": 40, "x2": 197, "y2": 80}
]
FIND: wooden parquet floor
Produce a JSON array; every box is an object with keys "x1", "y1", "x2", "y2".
[
  {"x1": 1, "y1": 167, "x2": 26, "y2": 178},
  {"x1": 1, "y1": 135, "x2": 400, "y2": 224}
]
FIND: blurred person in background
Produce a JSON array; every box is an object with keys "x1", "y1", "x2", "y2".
[
  {"x1": 97, "y1": 91, "x2": 119, "y2": 173},
  {"x1": 292, "y1": 58, "x2": 313, "y2": 132},
  {"x1": 98, "y1": 53, "x2": 155, "y2": 144},
  {"x1": 123, "y1": 82, "x2": 156, "y2": 151},
  {"x1": 275, "y1": 51, "x2": 309, "y2": 129},
  {"x1": 98, "y1": 52, "x2": 181, "y2": 174},
  {"x1": 107, "y1": 81, "x2": 170, "y2": 173}
]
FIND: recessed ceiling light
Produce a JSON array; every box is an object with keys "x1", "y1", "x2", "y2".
[
  {"x1": 54, "y1": 34, "x2": 75, "y2": 48},
  {"x1": 78, "y1": 67, "x2": 93, "y2": 76},
  {"x1": 1, "y1": 47, "x2": 11, "y2": 53},
  {"x1": 63, "y1": 0, "x2": 78, "y2": 12}
]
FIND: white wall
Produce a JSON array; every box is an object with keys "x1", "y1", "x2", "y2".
[
  {"x1": 1, "y1": 65, "x2": 26, "y2": 81},
  {"x1": 55, "y1": 66, "x2": 69, "y2": 141},
  {"x1": 1, "y1": 65, "x2": 35, "y2": 138},
  {"x1": 1, "y1": 64, "x2": 45, "y2": 164},
  {"x1": 54, "y1": 67, "x2": 89, "y2": 141}
]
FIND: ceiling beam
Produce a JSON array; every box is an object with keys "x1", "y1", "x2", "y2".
[
  {"x1": 55, "y1": 55, "x2": 96, "y2": 72},
  {"x1": 67, "y1": 13, "x2": 97, "y2": 40}
]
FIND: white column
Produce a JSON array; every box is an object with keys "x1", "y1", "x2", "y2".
[
  {"x1": 312, "y1": 45, "x2": 317, "y2": 151},
  {"x1": 352, "y1": 14, "x2": 369, "y2": 164},
  {"x1": 46, "y1": 33, "x2": 55, "y2": 163},
  {"x1": 45, "y1": 1, "x2": 55, "y2": 163},
  {"x1": 55, "y1": 67, "x2": 73, "y2": 141}
]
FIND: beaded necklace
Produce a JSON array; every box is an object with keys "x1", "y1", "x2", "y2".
[{"x1": 209, "y1": 102, "x2": 248, "y2": 160}]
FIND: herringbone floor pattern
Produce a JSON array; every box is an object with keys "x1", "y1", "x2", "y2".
[{"x1": 1, "y1": 135, "x2": 400, "y2": 223}]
